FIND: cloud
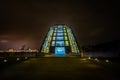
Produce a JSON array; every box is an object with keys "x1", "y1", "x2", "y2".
[{"x1": 0, "y1": 40, "x2": 8, "y2": 43}]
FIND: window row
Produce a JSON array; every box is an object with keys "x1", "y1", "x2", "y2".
[
  {"x1": 53, "y1": 32, "x2": 67, "y2": 36},
  {"x1": 52, "y1": 36, "x2": 68, "y2": 40},
  {"x1": 51, "y1": 41, "x2": 69, "y2": 46}
]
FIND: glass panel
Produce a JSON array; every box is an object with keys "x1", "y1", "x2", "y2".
[
  {"x1": 55, "y1": 28, "x2": 57, "y2": 30},
  {"x1": 58, "y1": 25, "x2": 63, "y2": 29},
  {"x1": 55, "y1": 47, "x2": 66, "y2": 55},
  {"x1": 56, "y1": 41, "x2": 64, "y2": 46},
  {"x1": 57, "y1": 30, "x2": 63, "y2": 32},
  {"x1": 47, "y1": 31, "x2": 50, "y2": 35},
  {"x1": 57, "y1": 25, "x2": 63, "y2": 32},
  {"x1": 64, "y1": 36, "x2": 68, "y2": 40},
  {"x1": 48, "y1": 42, "x2": 50, "y2": 46},
  {"x1": 51, "y1": 41, "x2": 55, "y2": 46},
  {"x1": 53, "y1": 37, "x2": 56, "y2": 40},
  {"x1": 56, "y1": 37, "x2": 64, "y2": 40},
  {"x1": 57, "y1": 33, "x2": 63, "y2": 36},
  {"x1": 65, "y1": 41, "x2": 69, "y2": 46},
  {"x1": 43, "y1": 41, "x2": 46, "y2": 46},
  {"x1": 54, "y1": 30, "x2": 57, "y2": 32},
  {"x1": 64, "y1": 30, "x2": 66, "y2": 32},
  {"x1": 64, "y1": 33, "x2": 67, "y2": 35},
  {"x1": 54, "y1": 33, "x2": 56, "y2": 36}
]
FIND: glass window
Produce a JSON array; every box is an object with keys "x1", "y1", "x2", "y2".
[
  {"x1": 64, "y1": 30, "x2": 66, "y2": 32},
  {"x1": 55, "y1": 47, "x2": 66, "y2": 55},
  {"x1": 64, "y1": 33, "x2": 67, "y2": 35},
  {"x1": 57, "y1": 26, "x2": 63, "y2": 32},
  {"x1": 51, "y1": 41, "x2": 55, "y2": 46},
  {"x1": 57, "y1": 30, "x2": 63, "y2": 32},
  {"x1": 54, "y1": 30, "x2": 57, "y2": 32},
  {"x1": 54, "y1": 33, "x2": 56, "y2": 36},
  {"x1": 56, "y1": 37, "x2": 64, "y2": 40},
  {"x1": 58, "y1": 25, "x2": 63, "y2": 29},
  {"x1": 64, "y1": 36, "x2": 68, "y2": 40},
  {"x1": 65, "y1": 41, "x2": 69, "y2": 46},
  {"x1": 56, "y1": 41, "x2": 64, "y2": 46},
  {"x1": 47, "y1": 31, "x2": 50, "y2": 35},
  {"x1": 43, "y1": 41, "x2": 46, "y2": 46},
  {"x1": 57, "y1": 33, "x2": 63, "y2": 36},
  {"x1": 53, "y1": 37, "x2": 56, "y2": 40},
  {"x1": 55, "y1": 28, "x2": 57, "y2": 30}
]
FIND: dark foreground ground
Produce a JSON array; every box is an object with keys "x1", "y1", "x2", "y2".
[{"x1": 0, "y1": 57, "x2": 120, "y2": 80}]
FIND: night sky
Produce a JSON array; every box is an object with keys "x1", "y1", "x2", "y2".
[{"x1": 0, "y1": 0, "x2": 119, "y2": 50}]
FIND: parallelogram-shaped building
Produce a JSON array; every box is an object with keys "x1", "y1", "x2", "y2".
[{"x1": 40, "y1": 24, "x2": 80, "y2": 56}]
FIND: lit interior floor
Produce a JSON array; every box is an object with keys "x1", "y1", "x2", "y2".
[{"x1": 55, "y1": 47, "x2": 66, "y2": 56}]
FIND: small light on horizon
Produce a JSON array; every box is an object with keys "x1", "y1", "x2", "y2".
[
  {"x1": 95, "y1": 58, "x2": 99, "y2": 62},
  {"x1": 17, "y1": 58, "x2": 20, "y2": 61},
  {"x1": 88, "y1": 57, "x2": 91, "y2": 59},
  {"x1": 25, "y1": 57, "x2": 28, "y2": 59},
  {"x1": 105, "y1": 59, "x2": 109, "y2": 63},
  {"x1": 4, "y1": 59, "x2": 7, "y2": 63}
]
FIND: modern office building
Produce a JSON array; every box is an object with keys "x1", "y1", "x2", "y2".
[{"x1": 40, "y1": 24, "x2": 80, "y2": 56}]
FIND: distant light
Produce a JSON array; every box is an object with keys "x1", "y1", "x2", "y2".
[
  {"x1": 88, "y1": 57, "x2": 91, "y2": 59},
  {"x1": 8, "y1": 49, "x2": 14, "y2": 52},
  {"x1": 95, "y1": 58, "x2": 98, "y2": 61},
  {"x1": 17, "y1": 58, "x2": 20, "y2": 61},
  {"x1": 105, "y1": 59, "x2": 109, "y2": 63},
  {"x1": 4, "y1": 59, "x2": 7, "y2": 63},
  {"x1": 95, "y1": 58, "x2": 99, "y2": 62},
  {"x1": 25, "y1": 57, "x2": 28, "y2": 59},
  {"x1": 96, "y1": 59, "x2": 99, "y2": 62}
]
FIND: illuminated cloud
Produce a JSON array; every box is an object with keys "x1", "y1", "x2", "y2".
[
  {"x1": 0, "y1": 0, "x2": 119, "y2": 49},
  {"x1": 0, "y1": 40, "x2": 8, "y2": 43}
]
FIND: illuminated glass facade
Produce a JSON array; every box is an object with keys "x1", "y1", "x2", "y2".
[{"x1": 40, "y1": 24, "x2": 80, "y2": 56}]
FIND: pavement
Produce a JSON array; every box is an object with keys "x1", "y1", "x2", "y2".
[{"x1": 0, "y1": 57, "x2": 119, "y2": 80}]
